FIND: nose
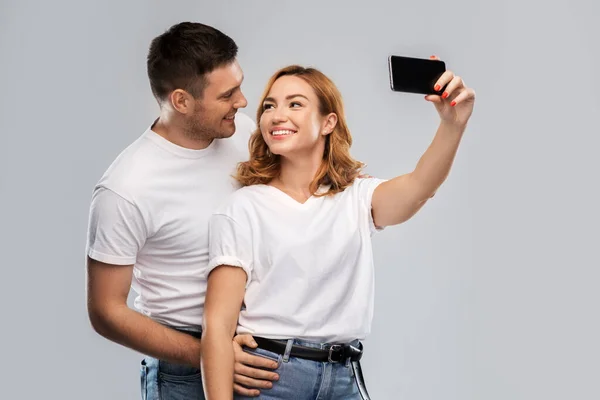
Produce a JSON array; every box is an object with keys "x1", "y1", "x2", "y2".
[
  {"x1": 271, "y1": 104, "x2": 288, "y2": 123},
  {"x1": 234, "y1": 91, "x2": 248, "y2": 109}
]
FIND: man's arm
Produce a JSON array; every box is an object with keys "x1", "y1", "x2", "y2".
[
  {"x1": 87, "y1": 258, "x2": 279, "y2": 396},
  {"x1": 86, "y1": 257, "x2": 202, "y2": 367},
  {"x1": 201, "y1": 265, "x2": 248, "y2": 400}
]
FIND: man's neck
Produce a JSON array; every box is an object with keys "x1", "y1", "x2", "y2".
[{"x1": 152, "y1": 115, "x2": 212, "y2": 150}]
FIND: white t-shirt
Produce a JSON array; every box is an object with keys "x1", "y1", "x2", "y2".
[
  {"x1": 86, "y1": 113, "x2": 255, "y2": 329},
  {"x1": 207, "y1": 177, "x2": 386, "y2": 344}
]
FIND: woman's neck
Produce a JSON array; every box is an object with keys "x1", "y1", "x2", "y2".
[{"x1": 271, "y1": 152, "x2": 324, "y2": 202}]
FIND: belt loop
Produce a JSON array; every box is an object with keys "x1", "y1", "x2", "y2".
[{"x1": 282, "y1": 339, "x2": 294, "y2": 363}]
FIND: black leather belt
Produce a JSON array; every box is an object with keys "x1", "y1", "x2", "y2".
[
  {"x1": 253, "y1": 337, "x2": 363, "y2": 363},
  {"x1": 351, "y1": 360, "x2": 371, "y2": 400}
]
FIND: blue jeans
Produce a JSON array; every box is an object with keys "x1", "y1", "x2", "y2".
[
  {"x1": 140, "y1": 356, "x2": 205, "y2": 400},
  {"x1": 235, "y1": 338, "x2": 364, "y2": 400}
]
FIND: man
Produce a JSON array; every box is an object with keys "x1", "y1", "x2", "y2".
[{"x1": 85, "y1": 22, "x2": 278, "y2": 399}]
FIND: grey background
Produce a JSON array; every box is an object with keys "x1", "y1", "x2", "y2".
[{"x1": 1, "y1": 0, "x2": 598, "y2": 399}]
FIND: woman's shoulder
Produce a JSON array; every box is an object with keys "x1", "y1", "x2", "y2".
[
  {"x1": 343, "y1": 177, "x2": 387, "y2": 196},
  {"x1": 213, "y1": 184, "x2": 268, "y2": 217}
]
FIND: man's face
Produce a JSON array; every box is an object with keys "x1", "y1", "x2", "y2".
[{"x1": 187, "y1": 60, "x2": 248, "y2": 140}]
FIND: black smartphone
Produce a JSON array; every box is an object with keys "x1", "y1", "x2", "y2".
[{"x1": 388, "y1": 55, "x2": 446, "y2": 95}]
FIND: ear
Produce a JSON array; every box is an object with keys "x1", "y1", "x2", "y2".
[
  {"x1": 169, "y1": 89, "x2": 194, "y2": 115},
  {"x1": 321, "y1": 113, "x2": 338, "y2": 136}
]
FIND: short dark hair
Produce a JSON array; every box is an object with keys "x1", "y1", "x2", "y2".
[{"x1": 147, "y1": 22, "x2": 238, "y2": 102}]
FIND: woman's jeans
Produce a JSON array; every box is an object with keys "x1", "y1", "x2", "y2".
[
  {"x1": 235, "y1": 338, "x2": 368, "y2": 400},
  {"x1": 139, "y1": 333, "x2": 369, "y2": 399}
]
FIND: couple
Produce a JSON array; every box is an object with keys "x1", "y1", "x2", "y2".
[{"x1": 85, "y1": 21, "x2": 475, "y2": 400}]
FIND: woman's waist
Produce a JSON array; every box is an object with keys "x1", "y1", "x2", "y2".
[{"x1": 237, "y1": 313, "x2": 372, "y2": 344}]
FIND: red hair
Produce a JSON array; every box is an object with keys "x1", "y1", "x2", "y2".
[{"x1": 235, "y1": 65, "x2": 364, "y2": 196}]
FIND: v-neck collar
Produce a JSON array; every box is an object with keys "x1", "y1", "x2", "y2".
[{"x1": 262, "y1": 184, "x2": 330, "y2": 208}]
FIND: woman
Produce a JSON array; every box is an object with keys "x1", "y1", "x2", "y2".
[{"x1": 201, "y1": 60, "x2": 475, "y2": 399}]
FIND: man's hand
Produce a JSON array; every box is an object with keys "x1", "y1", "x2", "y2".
[{"x1": 232, "y1": 334, "x2": 280, "y2": 397}]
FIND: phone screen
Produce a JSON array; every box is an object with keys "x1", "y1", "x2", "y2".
[{"x1": 388, "y1": 55, "x2": 446, "y2": 95}]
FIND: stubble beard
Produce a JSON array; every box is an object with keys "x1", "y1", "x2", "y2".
[{"x1": 185, "y1": 112, "x2": 235, "y2": 143}]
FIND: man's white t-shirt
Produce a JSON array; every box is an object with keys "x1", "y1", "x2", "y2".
[
  {"x1": 207, "y1": 178, "x2": 386, "y2": 344},
  {"x1": 86, "y1": 113, "x2": 255, "y2": 330}
]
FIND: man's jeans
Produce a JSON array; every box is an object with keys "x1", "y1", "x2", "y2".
[
  {"x1": 140, "y1": 356, "x2": 205, "y2": 400},
  {"x1": 139, "y1": 327, "x2": 204, "y2": 400},
  {"x1": 234, "y1": 338, "x2": 365, "y2": 400}
]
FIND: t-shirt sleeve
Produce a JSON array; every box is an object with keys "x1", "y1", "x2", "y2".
[
  {"x1": 355, "y1": 177, "x2": 388, "y2": 235},
  {"x1": 86, "y1": 187, "x2": 147, "y2": 265},
  {"x1": 207, "y1": 213, "x2": 253, "y2": 287}
]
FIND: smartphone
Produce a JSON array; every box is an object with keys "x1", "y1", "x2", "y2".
[{"x1": 388, "y1": 55, "x2": 446, "y2": 95}]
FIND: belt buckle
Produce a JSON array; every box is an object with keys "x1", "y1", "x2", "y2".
[{"x1": 328, "y1": 344, "x2": 343, "y2": 363}]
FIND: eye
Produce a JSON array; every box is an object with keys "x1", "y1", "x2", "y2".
[
  {"x1": 223, "y1": 92, "x2": 233, "y2": 99},
  {"x1": 290, "y1": 101, "x2": 302, "y2": 108},
  {"x1": 262, "y1": 103, "x2": 274, "y2": 110}
]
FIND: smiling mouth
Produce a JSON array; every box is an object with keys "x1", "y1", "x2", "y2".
[
  {"x1": 270, "y1": 129, "x2": 297, "y2": 136},
  {"x1": 224, "y1": 113, "x2": 236, "y2": 120}
]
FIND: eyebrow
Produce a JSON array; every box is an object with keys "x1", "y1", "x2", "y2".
[
  {"x1": 218, "y1": 85, "x2": 240, "y2": 98},
  {"x1": 218, "y1": 74, "x2": 244, "y2": 98},
  {"x1": 263, "y1": 94, "x2": 309, "y2": 103}
]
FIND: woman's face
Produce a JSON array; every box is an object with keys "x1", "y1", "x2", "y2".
[{"x1": 260, "y1": 75, "x2": 336, "y2": 159}]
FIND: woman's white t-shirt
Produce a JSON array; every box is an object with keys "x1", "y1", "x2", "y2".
[{"x1": 207, "y1": 177, "x2": 386, "y2": 344}]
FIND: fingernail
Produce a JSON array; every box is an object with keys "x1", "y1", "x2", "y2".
[
  {"x1": 442, "y1": 92, "x2": 449, "y2": 99},
  {"x1": 430, "y1": 55, "x2": 436, "y2": 59},
  {"x1": 451, "y1": 101, "x2": 457, "y2": 107},
  {"x1": 434, "y1": 85, "x2": 441, "y2": 92}
]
